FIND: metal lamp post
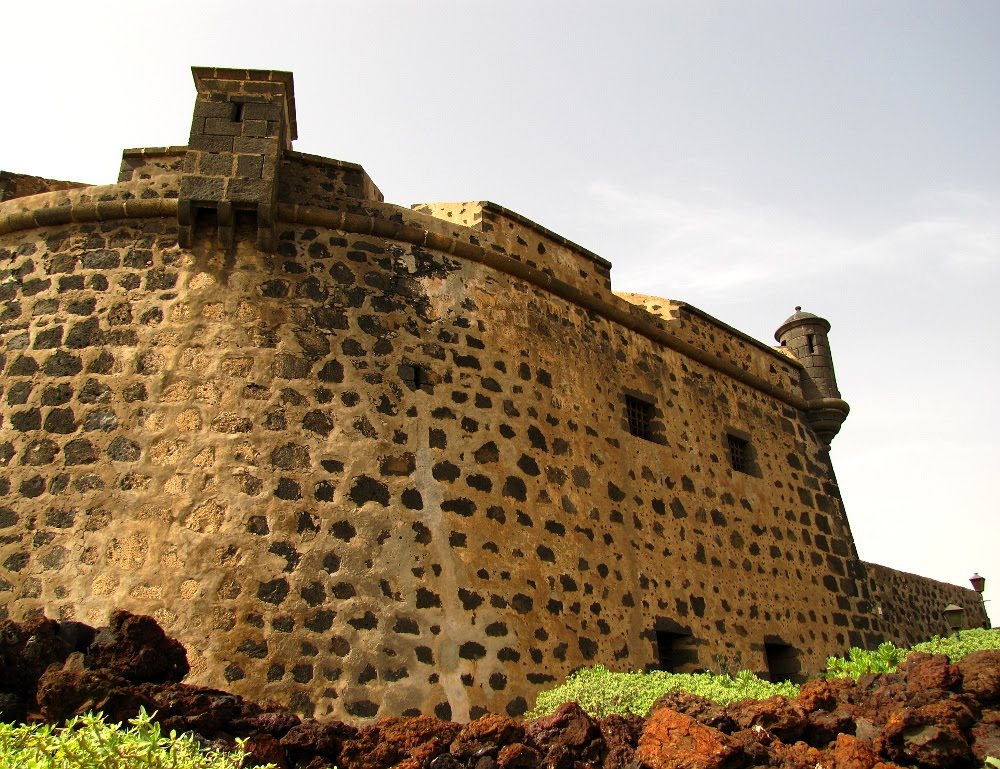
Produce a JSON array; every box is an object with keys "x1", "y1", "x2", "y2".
[
  {"x1": 970, "y1": 573, "x2": 988, "y2": 628},
  {"x1": 943, "y1": 604, "x2": 965, "y2": 638}
]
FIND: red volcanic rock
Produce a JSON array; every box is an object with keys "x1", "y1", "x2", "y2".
[
  {"x1": 0, "y1": 615, "x2": 94, "y2": 720},
  {"x1": 426, "y1": 753, "x2": 464, "y2": 769},
  {"x1": 496, "y1": 742, "x2": 543, "y2": 768},
  {"x1": 647, "y1": 689, "x2": 735, "y2": 731},
  {"x1": 85, "y1": 610, "x2": 189, "y2": 684},
  {"x1": 396, "y1": 737, "x2": 455, "y2": 769},
  {"x1": 137, "y1": 682, "x2": 248, "y2": 735},
  {"x1": 958, "y1": 650, "x2": 1000, "y2": 705},
  {"x1": 876, "y1": 705, "x2": 975, "y2": 769},
  {"x1": 36, "y1": 653, "x2": 156, "y2": 723},
  {"x1": 0, "y1": 617, "x2": 69, "y2": 691},
  {"x1": 768, "y1": 738, "x2": 826, "y2": 769},
  {"x1": 450, "y1": 713, "x2": 525, "y2": 758},
  {"x1": 858, "y1": 681, "x2": 910, "y2": 727},
  {"x1": 598, "y1": 713, "x2": 645, "y2": 769},
  {"x1": 9, "y1": 609, "x2": 1000, "y2": 769},
  {"x1": 339, "y1": 715, "x2": 460, "y2": 769},
  {"x1": 968, "y1": 708, "x2": 1000, "y2": 765},
  {"x1": 796, "y1": 678, "x2": 838, "y2": 712},
  {"x1": 241, "y1": 709, "x2": 305, "y2": 737},
  {"x1": 900, "y1": 653, "x2": 962, "y2": 693},
  {"x1": 636, "y1": 708, "x2": 741, "y2": 769},
  {"x1": 524, "y1": 701, "x2": 604, "y2": 767},
  {"x1": 798, "y1": 677, "x2": 858, "y2": 713},
  {"x1": 804, "y1": 704, "x2": 858, "y2": 747},
  {"x1": 243, "y1": 733, "x2": 290, "y2": 769},
  {"x1": 919, "y1": 699, "x2": 977, "y2": 730},
  {"x1": 827, "y1": 733, "x2": 882, "y2": 769},
  {"x1": 729, "y1": 727, "x2": 777, "y2": 765},
  {"x1": 726, "y1": 695, "x2": 808, "y2": 742},
  {"x1": 280, "y1": 721, "x2": 349, "y2": 766}
]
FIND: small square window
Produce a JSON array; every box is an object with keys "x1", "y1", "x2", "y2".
[
  {"x1": 624, "y1": 395, "x2": 656, "y2": 441},
  {"x1": 727, "y1": 434, "x2": 750, "y2": 473}
]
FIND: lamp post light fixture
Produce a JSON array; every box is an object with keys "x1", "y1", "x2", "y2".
[
  {"x1": 943, "y1": 604, "x2": 965, "y2": 638},
  {"x1": 970, "y1": 573, "x2": 989, "y2": 629}
]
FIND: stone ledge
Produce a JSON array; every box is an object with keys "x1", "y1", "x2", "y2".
[{"x1": 0, "y1": 188, "x2": 817, "y2": 414}]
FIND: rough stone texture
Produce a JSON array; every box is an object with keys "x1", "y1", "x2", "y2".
[
  {"x1": 523, "y1": 701, "x2": 604, "y2": 766},
  {"x1": 339, "y1": 716, "x2": 460, "y2": 769},
  {"x1": 957, "y1": 650, "x2": 1000, "y2": 705},
  {"x1": 0, "y1": 171, "x2": 88, "y2": 202},
  {"x1": 899, "y1": 652, "x2": 962, "y2": 693},
  {"x1": 726, "y1": 695, "x2": 808, "y2": 743},
  {"x1": 36, "y1": 654, "x2": 157, "y2": 723},
  {"x1": 647, "y1": 689, "x2": 734, "y2": 731},
  {"x1": 635, "y1": 708, "x2": 740, "y2": 769},
  {"x1": 876, "y1": 703, "x2": 976, "y2": 768},
  {"x1": 866, "y1": 562, "x2": 990, "y2": 645},
  {"x1": 4, "y1": 611, "x2": 1000, "y2": 769},
  {"x1": 84, "y1": 609, "x2": 189, "y2": 683},
  {"x1": 0, "y1": 66, "x2": 989, "y2": 723},
  {"x1": 599, "y1": 713, "x2": 646, "y2": 769}
]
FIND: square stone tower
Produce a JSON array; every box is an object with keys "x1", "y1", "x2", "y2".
[{"x1": 179, "y1": 67, "x2": 297, "y2": 251}]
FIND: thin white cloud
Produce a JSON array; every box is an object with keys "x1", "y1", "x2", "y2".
[{"x1": 587, "y1": 181, "x2": 1000, "y2": 298}]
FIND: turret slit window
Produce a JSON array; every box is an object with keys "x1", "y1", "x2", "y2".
[
  {"x1": 231, "y1": 101, "x2": 245, "y2": 122},
  {"x1": 807, "y1": 334, "x2": 815, "y2": 354}
]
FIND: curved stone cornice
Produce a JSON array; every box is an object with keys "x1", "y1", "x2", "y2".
[{"x1": 1, "y1": 191, "x2": 850, "y2": 427}]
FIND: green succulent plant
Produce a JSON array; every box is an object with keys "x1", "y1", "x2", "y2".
[{"x1": 0, "y1": 709, "x2": 273, "y2": 769}]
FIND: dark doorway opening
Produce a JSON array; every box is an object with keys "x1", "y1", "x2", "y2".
[
  {"x1": 763, "y1": 641, "x2": 802, "y2": 683},
  {"x1": 652, "y1": 629, "x2": 699, "y2": 673}
]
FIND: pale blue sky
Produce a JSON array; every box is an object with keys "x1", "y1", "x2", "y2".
[{"x1": 4, "y1": 0, "x2": 997, "y2": 619}]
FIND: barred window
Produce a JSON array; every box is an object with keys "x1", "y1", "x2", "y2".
[
  {"x1": 727, "y1": 434, "x2": 750, "y2": 473},
  {"x1": 625, "y1": 395, "x2": 655, "y2": 441}
]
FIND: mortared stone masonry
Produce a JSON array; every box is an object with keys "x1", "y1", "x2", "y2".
[{"x1": 0, "y1": 67, "x2": 988, "y2": 722}]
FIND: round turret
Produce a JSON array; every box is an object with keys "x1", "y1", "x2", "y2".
[
  {"x1": 775, "y1": 306, "x2": 841, "y2": 400},
  {"x1": 776, "y1": 307, "x2": 848, "y2": 447}
]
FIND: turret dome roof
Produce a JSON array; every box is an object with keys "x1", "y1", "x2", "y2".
[{"x1": 775, "y1": 306, "x2": 831, "y2": 342}]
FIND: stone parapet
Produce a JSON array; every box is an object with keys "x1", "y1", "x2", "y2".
[
  {"x1": 0, "y1": 172, "x2": 89, "y2": 203},
  {"x1": 866, "y1": 562, "x2": 990, "y2": 643},
  {"x1": 118, "y1": 148, "x2": 189, "y2": 183},
  {"x1": 414, "y1": 201, "x2": 611, "y2": 301}
]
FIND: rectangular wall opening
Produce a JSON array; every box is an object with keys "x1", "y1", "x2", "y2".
[
  {"x1": 727, "y1": 433, "x2": 749, "y2": 473},
  {"x1": 652, "y1": 630, "x2": 699, "y2": 673},
  {"x1": 764, "y1": 641, "x2": 803, "y2": 683},
  {"x1": 625, "y1": 394, "x2": 656, "y2": 441}
]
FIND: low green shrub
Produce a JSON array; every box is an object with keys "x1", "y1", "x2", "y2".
[
  {"x1": 527, "y1": 665, "x2": 799, "y2": 719},
  {"x1": 824, "y1": 641, "x2": 908, "y2": 679},
  {"x1": 909, "y1": 627, "x2": 1000, "y2": 661},
  {"x1": 0, "y1": 709, "x2": 270, "y2": 769},
  {"x1": 825, "y1": 628, "x2": 999, "y2": 680},
  {"x1": 531, "y1": 629, "x2": 999, "y2": 718}
]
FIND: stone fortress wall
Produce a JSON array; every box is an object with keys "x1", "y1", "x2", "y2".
[
  {"x1": 0, "y1": 68, "x2": 988, "y2": 722},
  {"x1": 865, "y1": 562, "x2": 988, "y2": 647}
]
